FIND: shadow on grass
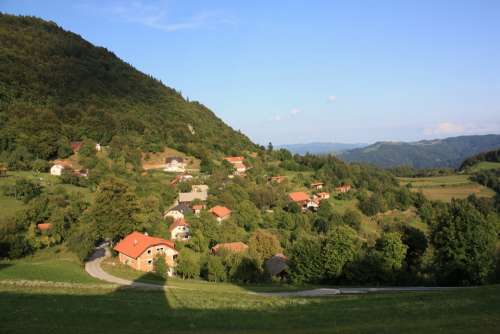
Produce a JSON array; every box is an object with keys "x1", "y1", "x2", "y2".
[
  {"x1": 0, "y1": 263, "x2": 12, "y2": 272},
  {"x1": 1, "y1": 272, "x2": 499, "y2": 334}
]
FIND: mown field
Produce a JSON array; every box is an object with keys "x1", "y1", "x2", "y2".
[
  {"x1": 467, "y1": 161, "x2": 500, "y2": 173},
  {"x1": 398, "y1": 174, "x2": 496, "y2": 202}
]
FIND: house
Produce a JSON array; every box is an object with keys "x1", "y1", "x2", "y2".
[
  {"x1": 269, "y1": 176, "x2": 286, "y2": 184},
  {"x1": 114, "y1": 231, "x2": 178, "y2": 275},
  {"x1": 192, "y1": 204, "x2": 205, "y2": 215},
  {"x1": 0, "y1": 165, "x2": 7, "y2": 177},
  {"x1": 37, "y1": 223, "x2": 53, "y2": 232},
  {"x1": 164, "y1": 157, "x2": 187, "y2": 173},
  {"x1": 288, "y1": 192, "x2": 310, "y2": 206},
  {"x1": 95, "y1": 143, "x2": 102, "y2": 152},
  {"x1": 210, "y1": 205, "x2": 231, "y2": 222},
  {"x1": 70, "y1": 141, "x2": 83, "y2": 153},
  {"x1": 335, "y1": 184, "x2": 352, "y2": 193},
  {"x1": 224, "y1": 156, "x2": 247, "y2": 175},
  {"x1": 306, "y1": 200, "x2": 320, "y2": 211},
  {"x1": 310, "y1": 182, "x2": 324, "y2": 190},
  {"x1": 168, "y1": 219, "x2": 190, "y2": 241},
  {"x1": 211, "y1": 242, "x2": 248, "y2": 254},
  {"x1": 315, "y1": 192, "x2": 330, "y2": 200},
  {"x1": 178, "y1": 185, "x2": 208, "y2": 204},
  {"x1": 50, "y1": 164, "x2": 66, "y2": 176},
  {"x1": 265, "y1": 253, "x2": 288, "y2": 278},
  {"x1": 164, "y1": 203, "x2": 193, "y2": 220}
]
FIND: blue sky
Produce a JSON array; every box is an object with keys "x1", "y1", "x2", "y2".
[{"x1": 2, "y1": 0, "x2": 500, "y2": 145}]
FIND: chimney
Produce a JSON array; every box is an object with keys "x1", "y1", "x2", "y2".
[
  {"x1": 144, "y1": 232, "x2": 149, "y2": 236},
  {"x1": 133, "y1": 239, "x2": 138, "y2": 246}
]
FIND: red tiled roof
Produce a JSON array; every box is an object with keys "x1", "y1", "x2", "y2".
[
  {"x1": 210, "y1": 205, "x2": 231, "y2": 218},
  {"x1": 224, "y1": 156, "x2": 245, "y2": 164},
  {"x1": 317, "y1": 192, "x2": 330, "y2": 197},
  {"x1": 192, "y1": 204, "x2": 204, "y2": 210},
  {"x1": 211, "y1": 242, "x2": 248, "y2": 254},
  {"x1": 168, "y1": 219, "x2": 190, "y2": 233},
  {"x1": 37, "y1": 223, "x2": 53, "y2": 231},
  {"x1": 114, "y1": 231, "x2": 175, "y2": 259},
  {"x1": 70, "y1": 141, "x2": 83, "y2": 152},
  {"x1": 288, "y1": 192, "x2": 310, "y2": 202}
]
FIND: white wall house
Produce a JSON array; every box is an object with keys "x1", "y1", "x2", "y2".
[
  {"x1": 164, "y1": 157, "x2": 187, "y2": 173},
  {"x1": 50, "y1": 164, "x2": 65, "y2": 176}
]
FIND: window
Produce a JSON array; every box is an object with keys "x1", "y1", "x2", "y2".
[
  {"x1": 147, "y1": 249, "x2": 151, "y2": 255},
  {"x1": 148, "y1": 260, "x2": 152, "y2": 264}
]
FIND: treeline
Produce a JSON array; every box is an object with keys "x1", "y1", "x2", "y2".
[
  {"x1": 460, "y1": 148, "x2": 500, "y2": 170},
  {"x1": 388, "y1": 166, "x2": 456, "y2": 177}
]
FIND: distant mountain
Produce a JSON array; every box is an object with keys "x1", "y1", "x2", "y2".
[
  {"x1": 339, "y1": 135, "x2": 500, "y2": 169},
  {"x1": 278, "y1": 142, "x2": 368, "y2": 155}
]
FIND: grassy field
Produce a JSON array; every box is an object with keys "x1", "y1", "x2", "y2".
[
  {"x1": 468, "y1": 161, "x2": 500, "y2": 172},
  {"x1": 1, "y1": 276, "x2": 499, "y2": 333},
  {"x1": 0, "y1": 247, "x2": 99, "y2": 284},
  {"x1": 0, "y1": 171, "x2": 94, "y2": 220},
  {"x1": 398, "y1": 174, "x2": 496, "y2": 202}
]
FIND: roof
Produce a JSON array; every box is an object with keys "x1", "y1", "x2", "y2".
[
  {"x1": 114, "y1": 232, "x2": 175, "y2": 259},
  {"x1": 210, "y1": 205, "x2": 231, "y2": 218},
  {"x1": 179, "y1": 191, "x2": 207, "y2": 203},
  {"x1": 192, "y1": 204, "x2": 204, "y2": 210},
  {"x1": 71, "y1": 141, "x2": 83, "y2": 152},
  {"x1": 311, "y1": 182, "x2": 324, "y2": 186},
  {"x1": 211, "y1": 242, "x2": 248, "y2": 254},
  {"x1": 288, "y1": 192, "x2": 310, "y2": 202},
  {"x1": 224, "y1": 156, "x2": 245, "y2": 164},
  {"x1": 317, "y1": 192, "x2": 330, "y2": 197},
  {"x1": 168, "y1": 219, "x2": 190, "y2": 233},
  {"x1": 265, "y1": 253, "x2": 289, "y2": 276},
  {"x1": 37, "y1": 223, "x2": 53, "y2": 231},
  {"x1": 165, "y1": 156, "x2": 185, "y2": 163},
  {"x1": 170, "y1": 203, "x2": 193, "y2": 214}
]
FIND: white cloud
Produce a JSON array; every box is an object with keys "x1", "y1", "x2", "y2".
[
  {"x1": 79, "y1": 0, "x2": 235, "y2": 32},
  {"x1": 273, "y1": 115, "x2": 282, "y2": 122},
  {"x1": 290, "y1": 108, "x2": 301, "y2": 115},
  {"x1": 327, "y1": 95, "x2": 337, "y2": 102},
  {"x1": 424, "y1": 122, "x2": 465, "y2": 136}
]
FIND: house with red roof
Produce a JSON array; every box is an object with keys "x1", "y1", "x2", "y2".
[
  {"x1": 224, "y1": 156, "x2": 247, "y2": 175},
  {"x1": 310, "y1": 182, "x2": 324, "y2": 190},
  {"x1": 114, "y1": 231, "x2": 178, "y2": 275},
  {"x1": 211, "y1": 242, "x2": 248, "y2": 254},
  {"x1": 288, "y1": 192, "x2": 310, "y2": 205},
  {"x1": 210, "y1": 205, "x2": 232, "y2": 222},
  {"x1": 168, "y1": 219, "x2": 190, "y2": 241},
  {"x1": 335, "y1": 184, "x2": 352, "y2": 193},
  {"x1": 37, "y1": 223, "x2": 53, "y2": 232},
  {"x1": 315, "y1": 192, "x2": 330, "y2": 200}
]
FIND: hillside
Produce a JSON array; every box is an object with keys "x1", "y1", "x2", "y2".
[
  {"x1": 278, "y1": 142, "x2": 367, "y2": 155},
  {"x1": 460, "y1": 148, "x2": 500, "y2": 171},
  {"x1": 339, "y1": 135, "x2": 500, "y2": 169},
  {"x1": 0, "y1": 14, "x2": 257, "y2": 165}
]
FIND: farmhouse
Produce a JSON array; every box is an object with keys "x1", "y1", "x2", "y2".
[
  {"x1": 224, "y1": 156, "x2": 247, "y2": 175},
  {"x1": 310, "y1": 182, "x2": 324, "y2": 190},
  {"x1": 288, "y1": 192, "x2": 310, "y2": 206},
  {"x1": 178, "y1": 185, "x2": 208, "y2": 204},
  {"x1": 211, "y1": 241, "x2": 248, "y2": 254},
  {"x1": 37, "y1": 223, "x2": 53, "y2": 232},
  {"x1": 265, "y1": 253, "x2": 288, "y2": 278},
  {"x1": 168, "y1": 219, "x2": 190, "y2": 241},
  {"x1": 315, "y1": 192, "x2": 330, "y2": 200},
  {"x1": 210, "y1": 205, "x2": 231, "y2": 222},
  {"x1": 335, "y1": 184, "x2": 352, "y2": 193},
  {"x1": 192, "y1": 204, "x2": 205, "y2": 215},
  {"x1": 164, "y1": 157, "x2": 187, "y2": 173},
  {"x1": 164, "y1": 203, "x2": 192, "y2": 220},
  {"x1": 50, "y1": 163, "x2": 66, "y2": 176},
  {"x1": 114, "y1": 231, "x2": 178, "y2": 275}
]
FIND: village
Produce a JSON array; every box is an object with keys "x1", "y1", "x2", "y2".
[{"x1": 39, "y1": 144, "x2": 353, "y2": 279}]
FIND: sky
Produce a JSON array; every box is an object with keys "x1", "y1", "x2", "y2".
[{"x1": 2, "y1": 0, "x2": 500, "y2": 145}]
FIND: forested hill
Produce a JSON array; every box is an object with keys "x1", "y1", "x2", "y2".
[
  {"x1": 339, "y1": 135, "x2": 500, "y2": 169},
  {"x1": 460, "y1": 148, "x2": 500, "y2": 170},
  {"x1": 0, "y1": 14, "x2": 257, "y2": 164}
]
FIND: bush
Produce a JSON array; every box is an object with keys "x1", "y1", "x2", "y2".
[{"x1": 206, "y1": 256, "x2": 226, "y2": 282}]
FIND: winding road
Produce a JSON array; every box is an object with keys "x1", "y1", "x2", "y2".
[{"x1": 85, "y1": 245, "x2": 464, "y2": 297}]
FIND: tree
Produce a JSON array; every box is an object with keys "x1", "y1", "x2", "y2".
[
  {"x1": 289, "y1": 236, "x2": 324, "y2": 284},
  {"x1": 372, "y1": 232, "x2": 408, "y2": 281},
  {"x1": 4, "y1": 178, "x2": 42, "y2": 203},
  {"x1": 175, "y1": 248, "x2": 200, "y2": 279},
  {"x1": 431, "y1": 199, "x2": 497, "y2": 285},
  {"x1": 85, "y1": 178, "x2": 142, "y2": 242},
  {"x1": 343, "y1": 209, "x2": 362, "y2": 231},
  {"x1": 154, "y1": 254, "x2": 169, "y2": 278},
  {"x1": 248, "y1": 229, "x2": 282, "y2": 262},
  {"x1": 233, "y1": 200, "x2": 261, "y2": 231},
  {"x1": 206, "y1": 255, "x2": 226, "y2": 282},
  {"x1": 323, "y1": 225, "x2": 358, "y2": 280}
]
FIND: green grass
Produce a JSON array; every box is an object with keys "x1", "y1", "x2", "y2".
[
  {"x1": 398, "y1": 174, "x2": 496, "y2": 202},
  {"x1": 0, "y1": 247, "x2": 100, "y2": 284},
  {"x1": 1, "y1": 278, "x2": 499, "y2": 333},
  {"x1": 468, "y1": 161, "x2": 500, "y2": 172}
]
